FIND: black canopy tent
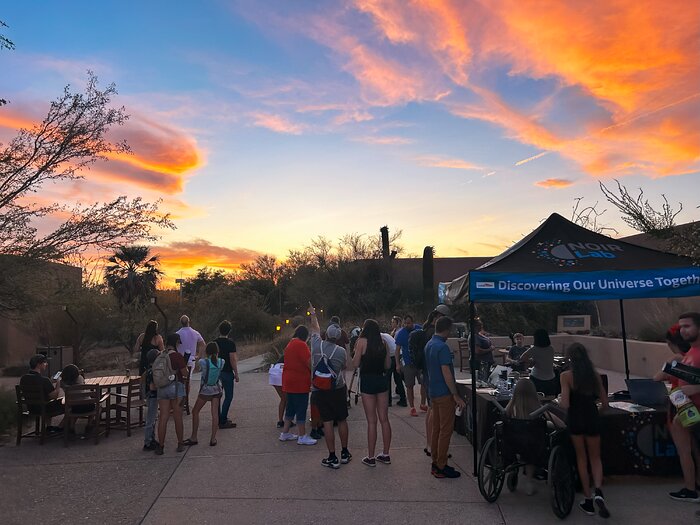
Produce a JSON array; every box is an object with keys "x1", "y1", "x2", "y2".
[{"x1": 443, "y1": 213, "x2": 700, "y2": 475}]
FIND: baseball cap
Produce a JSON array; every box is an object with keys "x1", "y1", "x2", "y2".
[
  {"x1": 29, "y1": 354, "x2": 48, "y2": 369},
  {"x1": 326, "y1": 324, "x2": 342, "y2": 341},
  {"x1": 434, "y1": 304, "x2": 451, "y2": 316}
]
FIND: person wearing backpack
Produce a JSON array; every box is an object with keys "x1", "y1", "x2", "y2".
[
  {"x1": 154, "y1": 333, "x2": 188, "y2": 455},
  {"x1": 184, "y1": 342, "x2": 224, "y2": 447},
  {"x1": 395, "y1": 315, "x2": 426, "y2": 417},
  {"x1": 309, "y1": 304, "x2": 351, "y2": 469}
]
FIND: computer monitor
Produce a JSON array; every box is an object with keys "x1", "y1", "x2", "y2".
[{"x1": 625, "y1": 379, "x2": 668, "y2": 407}]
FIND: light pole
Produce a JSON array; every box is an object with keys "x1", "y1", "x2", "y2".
[
  {"x1": 175, "y1": 278, "x2": 185, "y2": 306},
  {"x1": 61, "y1": 305, "x2": 80, "y2": 366},
  {"x1": 150, "y1": 296, "x2": 168, "y2": 335}
]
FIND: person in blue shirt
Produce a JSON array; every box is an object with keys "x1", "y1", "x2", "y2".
[
  {"x1": 425, "y1": 316, "x2": 465, "y2": 479},
  {"x1": 394, "y1": 315, "x2": 425, "y2": 416}
]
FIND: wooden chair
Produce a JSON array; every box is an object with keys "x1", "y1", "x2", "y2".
[
  {"x1": 458, "y1": 339, "x2": 471, "y2": 372},
  {"x1": 111, "y1": 377, "x2": 145, "y2": 436},
  {"x1": 63, "y1": 384, "x2": 110, "y2": 446},
  {"x1": 15, "y1": 384, "x2": 63, "y2": 446}
]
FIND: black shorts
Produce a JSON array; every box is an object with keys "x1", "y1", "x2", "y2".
[
  {"x1": 311, "y1": 387, "x2": 348, "y2": 422},
  {"x1": 360, "y1": 373, "x2": 388, "y2": 395}
]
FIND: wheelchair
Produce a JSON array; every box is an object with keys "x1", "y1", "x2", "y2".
[{"x1": 477, "y1": 416, "x2": 576, "y2": 519}]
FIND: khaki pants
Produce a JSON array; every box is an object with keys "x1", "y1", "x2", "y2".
[{"x1": 431, "y1": 394, "x2": 456, "y2": 470}]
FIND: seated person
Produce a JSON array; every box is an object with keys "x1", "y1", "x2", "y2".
[
  {"x1": 505, "y1": 379, "x2": 564, "y2": 496},
  {"x1": 60, "y1": 364, "x2": 95, "y2": 415},
  {"x1": 506, "y1": 333, "x2": 529, "y2": 372},
  {"x1": 19, "y1": 354, "x2": 63, "y2": 431}
]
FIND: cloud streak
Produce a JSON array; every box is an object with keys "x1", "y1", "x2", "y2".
[{"x1": 416, "y1": 155, "x2": 483, "y2": 171}]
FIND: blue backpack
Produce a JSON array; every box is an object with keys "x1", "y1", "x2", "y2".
[{"x1": 203, "y1": 358, "x2": 223, "y2": 386}]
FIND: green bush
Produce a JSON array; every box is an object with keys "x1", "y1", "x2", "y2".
[{"x1": 0, "y1": 389, "x2": 15, "y2": 436}]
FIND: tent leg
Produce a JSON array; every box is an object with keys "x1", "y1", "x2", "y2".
[
  {"x1": 619, "y1": 299, "x2": 630, "y2": 380},
  {"x1": 469, "y1": 302, "x2": 478, "y2": 477}
]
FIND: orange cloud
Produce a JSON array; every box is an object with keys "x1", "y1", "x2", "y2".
[
  {"x1": 154, "y1": 239, "x2": 262, "y2": 277},
  {"x1": 535, "y1": 178, "x2": 574, "y2": 189},
  {"x1": 356, "y1": 0, "x2": 472, "y2": 85},
  {"x1": 0, "y1": 106, "x2": 203, "y2": 193},
  {"x1": 345, "y1": 1, "x2": 700, "y2": 177},
  {"x1": 251, "y1": 112, "x2": 305, "y2": 134}
]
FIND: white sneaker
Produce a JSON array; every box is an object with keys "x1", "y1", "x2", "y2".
[
  {"x1": 279, "y1": 432, "x2": 298, "y2": 441},
  {"x1": 297, "y1": 434, "x2": 318, "y2": 445}
]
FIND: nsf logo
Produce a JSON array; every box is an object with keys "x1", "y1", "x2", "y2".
[{"x1": 535, "y1": 240, "x2": 623, "y2": 267}]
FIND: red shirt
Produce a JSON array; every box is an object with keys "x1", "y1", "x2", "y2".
[
  {"x1": 679, "y1": 346, "x2": 700, "y2": 407},
  {"x1": 168, "y1": 351, "x2": 187, "y2": 383},
  {"x1": 282, "y1": 338, "x2": 311, "y2": 394}
]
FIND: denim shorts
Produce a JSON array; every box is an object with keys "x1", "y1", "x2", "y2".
[
  {"x1": 157, "y1": 381, "x2": 186, "y2": 400},
  {"x1": 285, "y1": 392, "x2": 309, "y2": 423}
]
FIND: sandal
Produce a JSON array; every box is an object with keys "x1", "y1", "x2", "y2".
[{"x1": 182, "y1": 439, "x2": 198, "y2": 446}]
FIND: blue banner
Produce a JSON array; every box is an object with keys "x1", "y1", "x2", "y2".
[{"x1": 469, "y1": 268, "x2": 700, "y2": 302}]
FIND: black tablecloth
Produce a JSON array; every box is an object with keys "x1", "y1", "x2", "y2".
[{"x1": 455, "y1": 381, "x2": 680, "y2": 476}]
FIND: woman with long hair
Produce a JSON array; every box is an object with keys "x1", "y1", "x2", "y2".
[
  {"x1": 352, "y1": 319, "x2": 392, "y2": 467},
  {"x1": 505, "y1": 378, "x2": 563, "y2": 495},
  {"x1": 560, "y1": 343, "x2": 610, "y2": 518},
  {"x1": 518, "y1": 328, "x2": 558, "y2": 396},
  {"x1": 135, "y1": 320, "x2": 165, "y2": 375},
  {"x1": 184, "y1": 342, "x2": 224, "y2": 447}
]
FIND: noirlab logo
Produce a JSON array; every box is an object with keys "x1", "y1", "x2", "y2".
[{"x1": 535, "y1": 240, "x2": 624, "y2": 267}]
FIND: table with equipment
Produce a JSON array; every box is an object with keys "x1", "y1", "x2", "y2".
[{"x1": 455, "y1": 378, "x2": 680, "y2": 476}]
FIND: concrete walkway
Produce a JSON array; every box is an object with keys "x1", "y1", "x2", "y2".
[{"x1": 0, "y1": 357, "x2": 696, "y2": 524}]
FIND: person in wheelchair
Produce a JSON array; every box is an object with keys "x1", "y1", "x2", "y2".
[{"x1": 504, "y1": 379, "x2": 564, "y2": 495}]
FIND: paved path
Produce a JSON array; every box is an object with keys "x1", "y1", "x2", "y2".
[{"x1": 0, "y1": 358, "x2": 696, "y2": 524}]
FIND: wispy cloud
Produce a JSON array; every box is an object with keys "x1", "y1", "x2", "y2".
[
  {"x1": 535, "y1": 178, "x2": 574, "y2": 189},
  {"x1": 415, "y1": 155, "x2": 483, "y2": 171},
  {"x1": 250, "y1": 112, "x2": 305, "y2": 134},
  {"x1": 353, "y1": 135, "x2": 413, "y2": 145}
]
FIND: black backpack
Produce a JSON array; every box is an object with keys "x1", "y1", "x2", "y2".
[{"x1": 408, "y1": 329, "x2": 430, "y2": 370}]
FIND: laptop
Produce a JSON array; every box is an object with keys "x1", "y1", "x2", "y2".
[{"x1": 625, "y1": 379, "x2": 668, "y2": 407}]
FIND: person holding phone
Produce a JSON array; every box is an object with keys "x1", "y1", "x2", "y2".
[{"x1": 19, "y1": 354, "x2": 64, "y2": 432}]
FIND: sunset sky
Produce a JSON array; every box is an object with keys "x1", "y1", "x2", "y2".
[{"x1": 2, "y1": 1, "x2": 699, "y2": 285}]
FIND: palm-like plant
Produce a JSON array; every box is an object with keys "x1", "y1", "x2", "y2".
[{"x1": 105, "y1": 245, "x2": 163, "y2": 307}]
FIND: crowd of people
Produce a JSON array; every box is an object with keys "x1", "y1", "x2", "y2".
[{"x1": 16, "y1": 305, "x2": 700, "y2": 518}]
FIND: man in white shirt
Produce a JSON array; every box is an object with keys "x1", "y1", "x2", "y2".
[
  {"x1": 176, "y1": 315, "x2": 205, "y2": 366},
  {"x1": 381, "y1": 332, "x2": 406, "y2": 407}
]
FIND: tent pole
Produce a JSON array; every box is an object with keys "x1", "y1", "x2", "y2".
[
  {"x1": 469, "y1": 301, "x2": 478, "y2": 477},
  {"x1": 619, "y1": 299, "x2": 630, "y2": 380}
]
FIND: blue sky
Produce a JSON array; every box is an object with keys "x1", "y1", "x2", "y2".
[{"x1": 2, "y1": 1, "x2": 699, "y2": 282}]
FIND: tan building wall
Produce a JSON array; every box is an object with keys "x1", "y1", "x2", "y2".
[{"x1": 0, "y1": 257, "x2": 82, "y2": 368}]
